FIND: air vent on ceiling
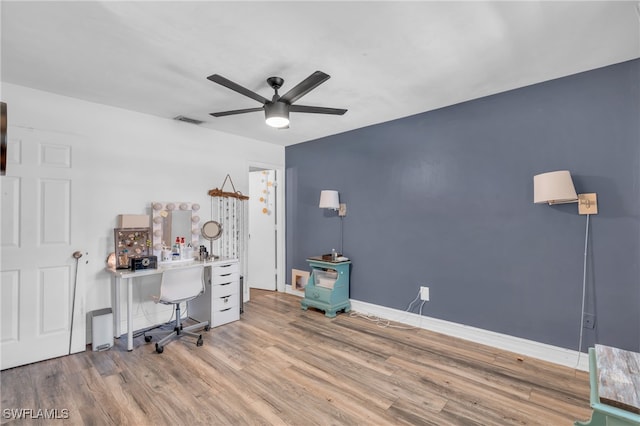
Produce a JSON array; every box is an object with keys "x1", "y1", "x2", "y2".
[{"x1": 173, "y1": 115, "x2": 204, "y2": 125}]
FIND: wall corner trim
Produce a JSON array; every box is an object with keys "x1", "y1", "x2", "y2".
[{"x1": 350, "y1": 299, "x2": 589, "y2": 371}]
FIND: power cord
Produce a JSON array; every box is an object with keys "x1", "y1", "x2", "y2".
[
  {"x1": 349, "y1": 289, "x2": 426, "y2": 330},
  {"x1": 132, "y1": 281, "x2": 187, "y2": 338},
  {"x1": 576, "y1": 214, "x2": 590, "y2": 368},
  {"x1": 132, "y1": 303, "x2": 188, "y2": 339}
]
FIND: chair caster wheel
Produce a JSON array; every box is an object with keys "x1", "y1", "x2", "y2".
[
  {"x1": 197, "y1": 336, "x2": 203, "y2": 347},
  {"x1": 155, "y1": 343, "x2": 164, "y2": 354},
  {"x1": 204, "y1": 325, "x2": 210, "y2": 331},
  {"x1": 144, "y1": 335, "x2": 152, "y2": 343}
]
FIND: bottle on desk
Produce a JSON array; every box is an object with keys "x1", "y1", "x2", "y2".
[
  {"x1": 173, "y1": 237, "x2": 181, "y2": 260},
  {"x1": 331, "y1": 248, "x2": 337, "y2": 261}
]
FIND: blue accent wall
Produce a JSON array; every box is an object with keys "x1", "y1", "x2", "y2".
[{"x1": 286, "y1": 59, "x2": 640, "y2": 352}]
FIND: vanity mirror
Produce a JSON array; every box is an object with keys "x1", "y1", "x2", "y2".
[
  {"x1": 201, "y1": 220, "x2": 223, "y2": 260},
  {"x1": 151, "y1": 202, "x2": 201, "y2": 257}
]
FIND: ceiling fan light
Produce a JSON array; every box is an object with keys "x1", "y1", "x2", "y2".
[
  {"x1": 265, "y1": 102, "x2": 290, "y2": 128},
  {"x1": 265, "y1": 116, "x2": 289, "y2": 128}
]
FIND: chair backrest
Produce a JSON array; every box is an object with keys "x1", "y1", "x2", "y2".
[{"x1": 158, "y1": 264, "x2": 205, "y2": 304}]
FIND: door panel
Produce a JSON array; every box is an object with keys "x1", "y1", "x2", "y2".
[
  {"x1": 40, "y1": 266, "x2": 71, "y2": 333},
  {"x1": 41, "y1": 178, "x2": 71, "y2": 243},
  {"x1": 1, "y1": 127, "x2": 85, "y2": 370},
  {"x1": 1, "y1": 176, "x2": 20, "y2": 247},
  {"x1": 1, "y1": 270, "x2": 19, "y2": 343}
]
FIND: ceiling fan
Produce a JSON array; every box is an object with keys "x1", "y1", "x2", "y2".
[{"x1": 207, "y1": 71, "x2": 347, "y2": 129}]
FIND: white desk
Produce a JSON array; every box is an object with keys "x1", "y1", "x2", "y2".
[{"x1": 106, "y1": 258, "x2": 237, "y2": 351}]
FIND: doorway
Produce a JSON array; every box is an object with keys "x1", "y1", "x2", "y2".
[
  {"x1": 248, "y1": 168, "x2": 276, "y2": 291},
  {"x1": 247, "y1": 164, "x2": 284, "y2": 293}
]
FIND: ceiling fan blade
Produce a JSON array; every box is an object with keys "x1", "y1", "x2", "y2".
[
  {"x1": 279, "y1": 71, "x2": 331, "y2": 105},
  {"x1": 210, "y1": 107, "x2": 264, "y2": 117},
  {"x1": 289, "y1": 104, "x2": 347, "y2": 115},
  {"x1": 207, "y1": 74, "x2": 269, "y2": 104}
]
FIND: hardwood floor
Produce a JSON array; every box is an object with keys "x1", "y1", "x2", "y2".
[{"x1": 1, "y1": 289, "x2": 591, "y2": 425}]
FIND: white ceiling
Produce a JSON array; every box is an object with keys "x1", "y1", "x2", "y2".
[{"x1": 2, "y1": 1, "x2": 639, "y2": 147}]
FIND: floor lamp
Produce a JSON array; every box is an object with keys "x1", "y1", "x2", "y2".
[{"x1": 533, "y1": 170, "x2": 598, "y2": 366}]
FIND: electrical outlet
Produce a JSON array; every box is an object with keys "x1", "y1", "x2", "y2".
[
  {"x1": 583, "y1": 313, "x2": 596, "y2": 329},
  {"x1": 420, "y1": 286, "x2": 430, "y2": 301}
]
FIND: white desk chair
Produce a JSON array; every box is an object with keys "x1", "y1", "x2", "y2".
[{"x1": 144, "y1": 264, "x2": 209, "y2": 353}]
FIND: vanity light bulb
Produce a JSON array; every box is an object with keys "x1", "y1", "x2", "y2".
[
  {"x1": 179, "y1": 203, "x2": 189, "y2": 210},
  {"x1": 192, "y1": 203, "x2": 200, "y2": 211},
  {"x1": 152, "y1": 203, "x2": 163, "y2": 211}
]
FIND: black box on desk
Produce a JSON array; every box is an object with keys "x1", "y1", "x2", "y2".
[{"x1": 129, "y1": 255, "x2": 157, "y2": 271}]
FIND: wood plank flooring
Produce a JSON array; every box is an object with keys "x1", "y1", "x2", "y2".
[{"x1": 1, "y1": 289, "x2": 591, "y2": 425}]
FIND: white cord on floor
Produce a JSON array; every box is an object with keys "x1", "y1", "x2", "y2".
[
  {"x1": 576, "y1": 214, "x2": 590, "y2": 368},
  {"x1": 135, "y1": 281, "x2": 178, "y2": 323},
  {"x1": 349, "y1": 289, "x2": 426, "y2": 329}
]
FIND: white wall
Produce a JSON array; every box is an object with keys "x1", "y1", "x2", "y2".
[{"x1": 2, "y1": 83, "x2": 284, "y2": 338}]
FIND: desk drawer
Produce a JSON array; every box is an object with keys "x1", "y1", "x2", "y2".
[
  {"x1": 213, "y1": 292, "x2": 239, "y2": 311},
  {"x1": 212, "y1": 304, "x2": 239, "y2": 327},
  {"x1": 212, "y1": 281, "x2": 238, "y2": 298},
  {"x1": 212, "y1": 262, "x2": 239, "y2": 276},
  {"x1": 305, "y1": 286, "x2": 332, "y2": 304},
  {"x1": 212, "y1": 272, "x2": 239, "y2": 286}
]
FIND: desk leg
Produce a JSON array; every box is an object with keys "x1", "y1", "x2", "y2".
[
  {"x1": 113, "y1": 276, "x2": 121, "y2": 338},
  {"x1": 127, "y1": 277, "x2": 133, "y2": 351}
]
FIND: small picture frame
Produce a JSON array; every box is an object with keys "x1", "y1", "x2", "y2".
[
  {"x1": 291, "y1": 269, "x2": 310, "y2": 291},
  {"x1": 114, "y1": 227, "x2": 152, "y2": 269}
]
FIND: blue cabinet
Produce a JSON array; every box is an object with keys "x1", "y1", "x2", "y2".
[
  {"x1": 575, "y1": 346, "x2": 640, "y2": 426},
  {"x1": 300, "y1": 257, "x2": 351, "y2": 318}
]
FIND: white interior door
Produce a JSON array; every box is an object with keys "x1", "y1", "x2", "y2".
[
  {"x1": 1, "y1": 126, "x2": 86, "y2": 370},
  {"x1": 248, "y1": 169, "x2": 276, "y2": 291}
]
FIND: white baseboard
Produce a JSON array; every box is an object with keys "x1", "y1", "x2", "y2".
[
  {"x1": 285, "y1": 284, "x2": 305, "y2": 297},
  {"x1": 349, "y1": 299, "x2": 589, "y2": 371}
]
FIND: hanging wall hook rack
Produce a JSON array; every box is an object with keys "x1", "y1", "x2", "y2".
[{"x1": 208, "y1": 174, "x2": 249, "y2": 200}]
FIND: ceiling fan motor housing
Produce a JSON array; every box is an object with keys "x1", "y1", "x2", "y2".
[{"x1": 265, "y1": 102, "x2": 290, "y2": 128}]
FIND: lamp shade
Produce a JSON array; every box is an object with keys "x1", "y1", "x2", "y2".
[
  {"x1": 319, "y1": 190, "x2": 340, "y2": 209},
  {"x1": 533, "y1": 170, "x2": 578, "y2": 204}
]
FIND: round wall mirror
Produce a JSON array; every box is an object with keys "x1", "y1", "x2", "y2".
[{"x1": 201, "y1": 220, "x2": 223, "y2": 259}]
